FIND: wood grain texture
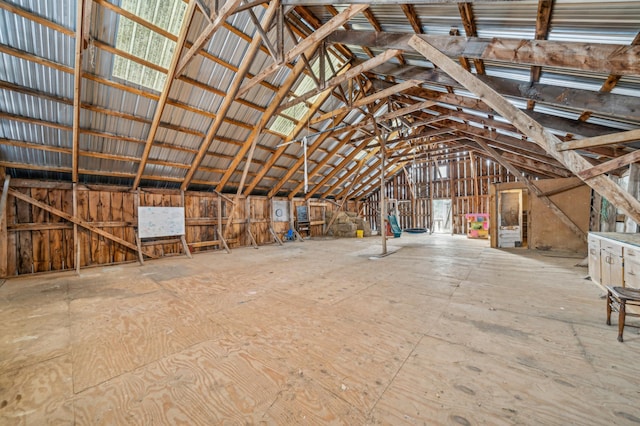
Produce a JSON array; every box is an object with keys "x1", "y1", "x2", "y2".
[
  {"x1": 1, "y1": 234, "x2": 639, "y2": 424},
  {"x1": 0, "y1": 355, "x2": 73, "y2": 425}
]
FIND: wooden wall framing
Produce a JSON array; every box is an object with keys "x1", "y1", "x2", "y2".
[
  {"x1": 1, "y1": 179, "x2": 337, "y2": 277},
  {"x1": 362, "y1": 155, "x2": 517, "y2": 234}
]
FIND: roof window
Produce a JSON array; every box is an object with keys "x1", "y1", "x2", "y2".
[
  {"x1": 112, "y1": 0, "x2": 187, "y2": 91},
  {"x1": 270, "y1": 53, "x2": 343, "y2": 136}
]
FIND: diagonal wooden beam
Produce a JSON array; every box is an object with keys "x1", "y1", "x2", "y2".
[
  {"x1": 325, "y1": 149, "x2": 378, "y2": 198},
  {"x1": 276, "y1": 49, "x2": 400, "y2": 113},
  {"x1": 409, "y1": 34, "x2": 640, "y2": 224},
  {"x1": 175, "y1": 0, "x2": 244, "y2": 76},
  {"x1": 242, "y1": 82, "x2": 334, "y2": 195},
  {"x1": 351, "y1": 150, "x2": 411, "y2": 200},
  {"x1": 578, "y1": 151, "x2": 640, "y2": 180},
  {"x1": 473, "y1": 136, "x2": 586, "y2": 241},
  {"x1": 8, "y1": 188, "x2": 158, "y2": 259},
  {"x1": 311, "y1": 79, "x2": 422, "y2": 125},
  {"x1": 287, "y1": 129, "x2": 359, "y2": 199},
  {"x1": 133, "y1": 0, "x2": 198, "y2": 189},
  {"x1": 182, "y1": 0, "x2": 281, "y2": 192},
  {"x1": 329, "y1": 31, "x2": 640, "y2": 75},
  {"x1": 368, "y1": 65, "x2": 640, "y2": 121},
  {"x1": 557, "y1": 129, "x2": 640, "y2": 151},
  {"x1": 214, "y1": 40, "x2": 318, "y2": 192},
  {"x1": 267, "y1": 85, "x2": 370, "y2": 198},
  {"x1": 304, "y1": 139, "x2": 374, "y2": 200},
  {"x1": 237, "y1": 4, "x2": 369, "y2": 97}
]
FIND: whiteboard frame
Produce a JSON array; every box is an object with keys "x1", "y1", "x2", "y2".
[{"x1": 137, "y1": 207, "x2": 186, "y2": 239}]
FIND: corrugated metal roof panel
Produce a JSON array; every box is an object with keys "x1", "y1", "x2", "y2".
[{"x1": 550, "y1": 0, "x2": 640, "y2": 43}]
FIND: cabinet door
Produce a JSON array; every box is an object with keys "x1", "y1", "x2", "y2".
[
  {"x1": 624, "y1": 256, "x2": 640, "y2": 289},
  {"x1": 601, "y1": 248, "x2": 623, "y2": 287},
  {"x1": 588, "y1": 236, "x2": 601, "y2": 285}
]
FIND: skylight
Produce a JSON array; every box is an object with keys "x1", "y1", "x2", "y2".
[
  {"x1": 270, "y1": 54, "x2": 344, "y2": 136},
  {"x1": 113, "y1": 0, "x2": 187, "y2": 92}
]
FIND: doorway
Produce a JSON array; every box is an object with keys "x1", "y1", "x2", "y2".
[
  {"x1": 432, "y1": 199, "x2": 452, "y2": 233},
  {"x1": 497, "y1": 189, "x2": 524, "y2": 247}
]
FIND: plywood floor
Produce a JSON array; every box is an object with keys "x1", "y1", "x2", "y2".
[{"x1": 1, "y1": 233, "x2": 639, "y2": 425}]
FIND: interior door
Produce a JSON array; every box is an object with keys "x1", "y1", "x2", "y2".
[{"x1": 498, "y1": 189, "x2": 522, "y2": 248}]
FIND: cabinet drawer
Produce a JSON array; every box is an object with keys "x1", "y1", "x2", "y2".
[
  {"x1": 588, "y1": 236, "x2": 601, "y2": 250},
  {"x1": 601, "y1": 241, "x2": 623, "y2": 256},
  {"x1": 624, "y1": 246, "x2": 640, "y2": 259},
  {"x1": 624, "y1": 258, "x2": 640, "y2": 289}
]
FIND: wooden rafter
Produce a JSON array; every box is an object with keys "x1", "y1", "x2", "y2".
[
  {"x1": 351, "y1": 151, "x2": 411, "y2": 200},
  {"x1": 287, "y1": 130, "x2": 358, "y2": 199},
  {"x1": 311, "y1": 80, "x2": 422, "y2": 125},
  {"x1": 409, "y1": 34, "x2": 640, "y2": 224},
  {"x1": 325, "y1": 149, "x2": 379, "y2": 198},
  {"x1": 529, "y1": 0, "x2": 554, "y2": 86},
  {"x1": 268, "y1": 83, "x2": 372, "y2": 197},
  {"x1": 367, "y1": 65, "x2": 640, "y2": 122},
  {"x1": 457, "y1": 3, "x2": 485, "y2": 74},
  {"x1": 578, "y1": 151, "x2": 640, "y2": 180},
  {"x1": 304, "y1": 139, "x2": 373, "y2": 200},
  {"x1": 71, "y1": 0, "x2": 88, "y2": 183},
  {"x1": 401, "y1": 4, "x2": 423, "y2": 34},
  {"x1": 132, "y1": 0, "x2": 198, "y2": 189},
  {"x1": 237, "y1": 4, "x2": 369, "y2": 97},
  {"x1": 242, "y1": 81, "x2": 335, "y2": 195},
  {"x1": 276, "y1": 49, "x2": 400, "y2": 113},
  {"x1": 173, "y1": 0, "x2": 244, "y2": 75},
  {"x1": 215, "y1": 42, "x2": 318, "y2": 192},
  {"x1": 180, "y1": 0, "x2": 280, "y2": 191},
  {"x1": 558, "y1": 129, "x2": 640, "y2": 151},
  {"x1": 287, "y1": 99, "x2": 386, "y2": 199},
  {"x1": 328, "y1": 31, "x2": 640, "y2": 75},
  {"x1": 579, "y1": 31, "x2": 640, "y2": 121},
  {"x1": 362, "y1": 7, "x2": 405, "y2": 65}
]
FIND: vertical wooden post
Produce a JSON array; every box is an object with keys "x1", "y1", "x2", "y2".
[
  {"x1": 72, "y1": 183, "x2": 80, "y2": 274},
  {"x1": 625, "y1": 163, "x2": 640, "y2": 233},
  {"x1": 469, "y1": 151, "x2": 479, "y2": 213},
  {"x1": 428, "y1": 160, "x2": 434, "y2": 234},
  {"x1": 450, "y1": 160, "x2": 455, "y2": 235},
  {"x1": 590, "y1": 191, "x2": 602, "y2": 233},
  {"x1": 0, "y1": 172, "x2": 10, "y2": 278},
  {"x1": 380, "y1": 133, "x2": 387, "y2": 255}
]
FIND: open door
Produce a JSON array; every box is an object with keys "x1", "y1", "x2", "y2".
[
  {"x1": 498, "y1": 189, "x2": 523, "y2": 248},
  {"x1": 432, "y1": 199, "x2": 452, "y2": 233}
]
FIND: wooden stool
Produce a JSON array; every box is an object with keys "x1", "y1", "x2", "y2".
[{"x1": 606, "y1": 286, "x2": 640, "y2": 342}]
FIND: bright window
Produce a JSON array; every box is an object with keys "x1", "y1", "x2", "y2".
[
  {"x1": 113, "y1": 0, "x2": 187, "y2": 92},
  {"x1": 270, "y1": 53, "x2": 343, "y2": 136}
]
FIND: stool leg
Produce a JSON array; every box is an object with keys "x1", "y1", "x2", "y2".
[
  {"x1": 606, "y1": 290, "x2": 612, "y2": 326},
  {"x1": 618, "y1": 300, "x2": 626, "y2": 343}
]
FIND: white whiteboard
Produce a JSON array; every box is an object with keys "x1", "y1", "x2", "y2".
[{"x1": 138, "y1": 207, "x2": 185, "y2": 238}]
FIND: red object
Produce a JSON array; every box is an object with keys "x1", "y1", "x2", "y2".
[{"x1": 385, "y1": 220, "x2": 393, "y2": 237}]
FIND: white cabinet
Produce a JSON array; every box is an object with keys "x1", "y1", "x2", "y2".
[
  {"x1": 589, "y1": 232, "x2": 640, "y2": 290},
  {"x1": 624, "y1": 246, "x2": 640, "y2": 289},
  {"x1": 600, "y1": 240, "x2": 623, "y2": 288},
  {"x1": 588, "y1": 235, "x2": 601, "y2": 285}
]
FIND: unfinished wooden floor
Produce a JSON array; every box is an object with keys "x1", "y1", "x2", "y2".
[{"x1": 1, "y1": 233, "x2": 639, "y2": 425}]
